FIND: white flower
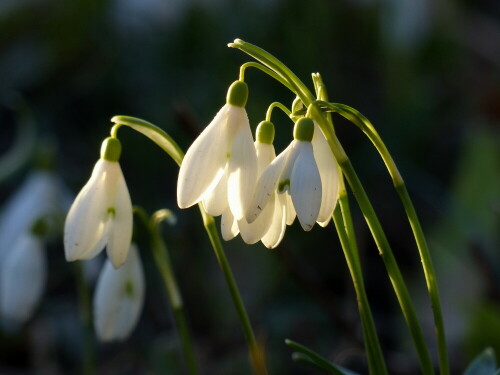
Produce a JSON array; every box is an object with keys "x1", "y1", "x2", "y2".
[
  {"x1": 64, "y1": 138, "x2": 132, "y2": 268},
  {"x1": 177, "y1": 81, "x2": 257, "y2": 221},
  {"x1": 0, "y1": 233, "x2": 46, "y2": 324},
  {"x1": 0, "y1": 170, "x2": 71, "y2": 263},
  {"x1": 93, "y1": 243, "x2": 145, "y2": 342},
  {"x1": 247, "y1": 118, "x2": 329, "y2": 231},
  {"x1": 220, "y1": 121, "x2": 289, "y2": 248}
]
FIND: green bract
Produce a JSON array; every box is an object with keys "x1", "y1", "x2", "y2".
[
  {"x1": 226, "y1": 80, "x2": 248, "y2": 107},
  {"x1": 293, "y1": 118, "x2": 314, "y2": 142},
  {"x1": 100, "y1": 137, "x2": 122, "y2": 162},
  {"x1": 256, "y1": 121, "x2": 275, "y2": 144}
]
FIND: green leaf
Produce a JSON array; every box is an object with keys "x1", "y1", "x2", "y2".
[
  {"x1": 286, "y1": 339, "x2": 360, "y2": 375},
  {"x1": 463, "y1": 348, "x2": 497, "y2": 375}
]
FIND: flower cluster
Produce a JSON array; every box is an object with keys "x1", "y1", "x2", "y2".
[{"x1": 177, "y1": 81, "x2": 340, "y2": 247}]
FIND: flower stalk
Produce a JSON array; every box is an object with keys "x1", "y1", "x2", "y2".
[
  {"x1": 310, "y1": 105, "x2": 435, "y2": 375},
  {"x1": 314, "y1": 73, "x2": 387, "y2": 374},
  {"x1": 317, "y1": 101, "x2": 449, "y2": 375},
  {"x1": 73, "y1": 261, "x2": 95, "y2": 375},
  {"x1": 333, "y1": 197, "x2": 388, "y2": 375},
  {"x1": 147, "y1": 209, "x2": 200, "y2": 375},
  {"x1": 200, "y1": 208, "x2": 268, "y2": 375}
]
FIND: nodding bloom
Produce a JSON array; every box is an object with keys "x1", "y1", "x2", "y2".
[
  {"x1": 0, "y1": 233, "x2": 46, "y2": 325},
  {"x1": 221, "y1": 121, "x2": 290, "y2": 248},
  {"x1": 64, "y1": 137, "x2": 133, "y2": 269},
  {"x1": 177, "y1": 80, "x2": 258, "y2": 221},
  {"x1": 247, "y1": 117, "x2": 339, "y2": 231},
  {"x1": 93, "y1": 243, "x2": 145, "y2": 342}
]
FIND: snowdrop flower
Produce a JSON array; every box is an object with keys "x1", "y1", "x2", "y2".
[
  {"x1": 0, "y1": 233, "x2": 46, "y2": 324},
  {"x1": 64, "y1": 137, "x2": 133, "y2": 268},
  {"x1": 0, "y1": 170, "x2": 71, "y2": 263},
  {"x1": 93, "y1": 243, "x2": 145, "y2": 342},
  {"x1": 177, "y1": 80, "x2": 258, "y2": 221},
  {"x1": 247, "y1": 117, "x2": 333, "y2": 231},
  {"x1": 221, "y1": 121, "x2": 289, "y2": 248}
]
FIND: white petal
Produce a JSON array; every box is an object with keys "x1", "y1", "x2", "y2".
[
  {"x1": 261, "y1": 193, "x2": 287, "y2": 249},
  {"x1": 76, "y1": 220, "x2": 110, "y2": 260},
  {"x1": 238, "y1": 193, "x2": 275, "y2": 244},
  {"x1": 255, "y1": 142, "x2": 276, "y2": 175},
  {"x1": 177, "y1": 105, "x2": 230, "y2": 209},
  {"x1": 106, "y1": 165, "x2": 133, "y2": 269},
  {"x1": 202, "y1": 168, "x2": 228, "y2": 217},
  {"x1": 0, "y1": 234, "x2": 46, "y2": 324},
  {"x1": 277, "y1": 141, "x2": 301, "y2": 193},
  {"x1": 312, "y1": 123, "x2": 340, "y2": 225},
  {"x1": 227, "y1": 111, "x2": 257, "y2": 220},
  {"x1": 64, "y1": 160, "x2": 117, "y2": 262},
  {"x1": 285, "y1": 192, "x2": 296, "y2": 225},
  {"x1": 94, "y1": 244, "x2": 145, "y2": 342},
  {"x1": 221, "y1": 207, "x2": 239, "y2": 241},
  {"x1": 246, "y1": 144, "x2": 290, "y2": 224},
  {"x1": 290, "y1": 142, "x2": 322, "y2": 231}
]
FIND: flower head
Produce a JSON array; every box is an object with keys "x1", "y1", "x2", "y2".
[
  {"x1": 247, "y1": 118, "x2": 337, "y2": 231},
  {"x1": 93, "y1": 243, "x2": 145, "y2": 342},
  {"x1": 64, "y1": 137, "x2": 133, "y2": 268},
  {"x1": 0, "y1": 233, "x2": 46, "y2": 325},
  {"x1": 177, "y1": 81, "x2": 257, "y2": 221}
]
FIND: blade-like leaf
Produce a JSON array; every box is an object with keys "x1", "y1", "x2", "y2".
[{"x1": 286, "y1": 339, "x2": 360, "y2": 375}]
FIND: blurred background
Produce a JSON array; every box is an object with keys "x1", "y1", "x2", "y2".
[{"x1": 0, "y1": 0, "x2": 499, "y2": 374}]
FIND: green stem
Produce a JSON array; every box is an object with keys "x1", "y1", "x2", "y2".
[
  {"x1": 333, "y1": 191, "x2": 388, "y2": 375},
  {"x1": 308, "y1": 104, "x2": 435, "y2": 374},
  {"x1": 265, "y1": 102, "x2": 292, "y2": 122},
  {"x1": 397, "y1": 185, "x2": 448, "y2": 375},
  {"x1": 110, "y1": 116, "x2": 183, "y2": 166},
  {"x1": 150, "y1": 224, "x2": 200, "y2": 375},
  {"x1": 312, "y1": 73, "x2": 386, "y2": 374},
  {"x1": 239, "y1": 62, "x2": 295, "y2": 92},
  {"x1": 199, "y1": 207, "x2": 268, "y2": 375},
  {"x1": 73, "y1": 262, "x2": 95, "y2": 375},
  {"x1": 229, "y1": 39, "x2": 315, "y2": 105},
  {"x1": 343, "y1": 159, "x2": 434, "y2": 374},
  {"x1": 319, "y1": 101, "x2": 449, "y2": 375},
  {"x1": 111, "y1": 116, "x2": 266, "y2": 375}
]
